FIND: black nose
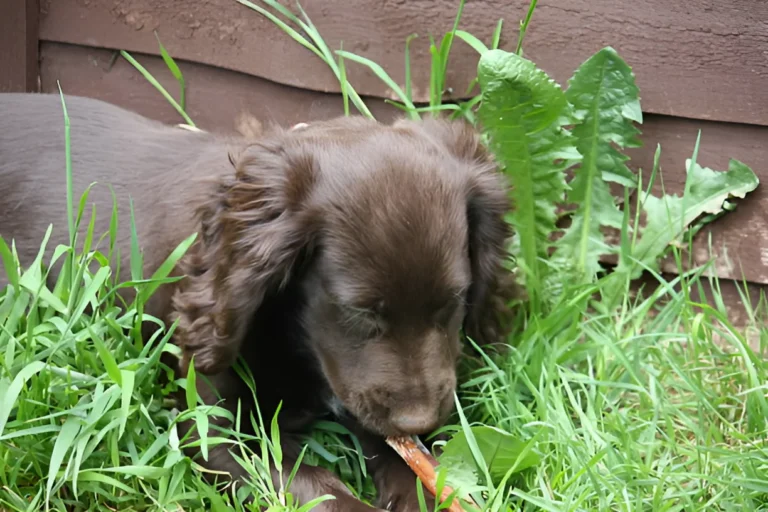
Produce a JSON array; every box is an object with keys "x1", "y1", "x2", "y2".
[{"x1": 389, "y1": 407, "x2": 440, "y2": 435}]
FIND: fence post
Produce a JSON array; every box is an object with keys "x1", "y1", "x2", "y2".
[{"x1": 0, "y1": 0, "x2": 40, "y2": 92}]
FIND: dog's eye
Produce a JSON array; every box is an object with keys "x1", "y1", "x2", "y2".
[
  {"x1": 371, "y1": 300, "x2": 386, "y2": 316},
  {"x1": 434, "y1": 300, "x2": 464, "y2": 327},
  {"x1": 339, "y1": 303, "x2": 386, "y2": 339}
]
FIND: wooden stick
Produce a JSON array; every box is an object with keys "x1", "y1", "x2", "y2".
[{"x1": 385, "y1": 436, "x2": 480, "y2": 512}]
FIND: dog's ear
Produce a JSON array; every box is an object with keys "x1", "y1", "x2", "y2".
[
  {"x1": 411, "y1": 118, "x2": 516, "y2": 345},
  {"x1": 171, "y1": 134, "x2": 319, "y2": 375}
]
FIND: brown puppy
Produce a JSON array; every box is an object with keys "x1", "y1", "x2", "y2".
[{"x1": 0, "y1": 93, "x2": 512, "y2": 511}]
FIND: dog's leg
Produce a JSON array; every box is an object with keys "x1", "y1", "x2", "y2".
[
  {"x1": 269, "y1": 454, "x2": 386, "y2": 512},
  {"x1": 174, "y1": 367, "x2": 255, "y2": 487},
  {"x1": 176, "y1": 369, "x2": 385, "y2": 511}
]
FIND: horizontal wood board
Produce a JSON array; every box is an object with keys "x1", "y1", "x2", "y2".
[
  {"x1": 40, "y1": 42, "x2": 768, "y2": 287},
  {"x1": 39, "y1": 0, "x2": 768, "y2": 127},
  {"x1": 0, "y1": 0, "x2": 39, "y2": 92}
]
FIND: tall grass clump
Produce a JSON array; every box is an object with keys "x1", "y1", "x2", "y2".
[
  {"x1": 0, "y1": 90, "x2": 331, "y2": 511},
  {"x1": 2, "y1": 0, "x2": 767, "y2": 510}
]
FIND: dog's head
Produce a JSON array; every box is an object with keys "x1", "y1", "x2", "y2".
[{"x1": 175, "y1": 116, "x2": 511, "y2": 437}]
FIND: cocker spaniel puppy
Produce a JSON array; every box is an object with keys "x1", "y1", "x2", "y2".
[{"x1": 0, "y1": 93, "x2": 513, "y2": 511}]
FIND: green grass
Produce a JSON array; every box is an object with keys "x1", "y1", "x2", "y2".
[{"x1": 2, "y1": 1, "x2": 768, "y2": 510}]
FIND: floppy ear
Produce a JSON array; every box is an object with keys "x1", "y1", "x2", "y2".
[
  {"x1": 410, "y1": 118, "x2": 517, "y2": 345},
  {"x1": 171, "y1": 134, "x2": 319, "y2": 375}
]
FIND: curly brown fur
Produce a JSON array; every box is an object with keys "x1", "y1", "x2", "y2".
[{"x1": 0, "y1": 93, "x2": 516, "y2": 512}]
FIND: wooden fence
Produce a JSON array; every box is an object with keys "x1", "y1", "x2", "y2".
[{"x1": 3, "y1": 0, "x2": 768, "y2": 322}]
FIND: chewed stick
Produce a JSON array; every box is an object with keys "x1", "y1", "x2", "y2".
[{"x1": 385, "y1": 436, "x2": 480, "y2": 512}]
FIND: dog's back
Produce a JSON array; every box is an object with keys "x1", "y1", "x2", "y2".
[{"x1": 0, "y1": 93, "x2": 236, "y2": 296}]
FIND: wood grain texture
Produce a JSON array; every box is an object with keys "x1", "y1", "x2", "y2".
[
  {"x1": 40, "y1": 42, "x2": 396, "y2": 131},
  {"x1": 38, "y1": 0, "x2": 768, "y2": 126},
  {"x1": 40, "y1": 42, "x2": 768, "y2": 286},
  {"x1": 624, "y1": 116, "x2": 768, "y2": 285},
  {"x1": 1, "y1": 0, "x2": 39, "y2": 92},
  {"x1": 631, "y1": 272, "x2": 766, "y2": 353}
]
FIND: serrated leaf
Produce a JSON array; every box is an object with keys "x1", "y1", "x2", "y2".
[
  {"x1": 477, "y1": 49, "x2": 581, "y2": 306},
  {"x1": 555, "y1": 47, "x2": 643, "y2": 282},
  {"x1": 438, "y1": 425, "x2": 541, "y2": 486},
  {"x1": 617, "y1": 157, "x2": 759, "y2": 279}
]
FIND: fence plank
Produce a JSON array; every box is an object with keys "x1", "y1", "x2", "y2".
[
  {"x1": 41, "y1": 42, "x2": 768, "y2": 286},
  {"x1": 39, "y1": 0, "x2": 768, "y2": 127},
  {"x1": 0, "y1": 0, "x2": 39, "y2": 92}
]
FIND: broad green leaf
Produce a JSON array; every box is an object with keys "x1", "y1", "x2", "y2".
[
  {"x1": 438, "y1": 425, "x2": 542, "y2": 486},
  {"x1": 451, "y1": 394, "x2": 492, "y2": 487},
  {"x1": 477, "y1": 49, "x2": 581, "y2": 306},
  {"x1": 555, "y1": 47, "x2": 643, "y2": 282},
  {"x1": 436, "y1": 456, "x2": 486, "y2": 501},
  {"x1": 617, "y1": 157, "x2": 759, "y2": 279}
]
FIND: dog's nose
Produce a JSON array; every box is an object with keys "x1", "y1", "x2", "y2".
[{"x1": 390, "y1": 408, "x2": 440, "y2": 435}]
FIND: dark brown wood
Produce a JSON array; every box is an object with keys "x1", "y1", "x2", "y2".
[
  {"x1": 39, "y1": 42, "x2": 397, "y2": 131},
  {"x1": 40, "y1": 43, "x2": 768, "y2": 286},
  {"x1": 39, "y1": 0, "x2": 768, "y2": 127},
  {"x1": 1, "y1": 0, "x2": 39, "y2": 92},
  {"x1": 624, "y1": 115, "x2": 768, "y2": 285},
  {"x1": 630, "y1": 271, "x2": 766, "y2": 353},
  {"x1": 34, "y1": 42, "x2": 768, "y2": 341}
]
